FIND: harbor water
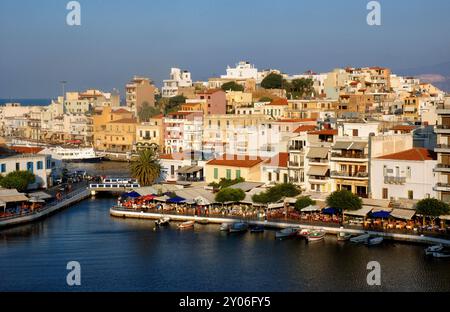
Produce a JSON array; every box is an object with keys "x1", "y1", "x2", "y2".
[{"x1": 1, "y1": 196, "x2": 450, "y2": 292}]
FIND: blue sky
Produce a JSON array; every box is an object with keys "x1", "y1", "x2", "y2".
[{"x1": 1, "y1": 0, "x2": 449, "y2": 98}]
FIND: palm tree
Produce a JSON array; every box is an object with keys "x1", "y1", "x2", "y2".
[{"x1": 129, "y1": 148, "x2": 161, "y2": 186}]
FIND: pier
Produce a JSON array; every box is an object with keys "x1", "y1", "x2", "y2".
[{"x1": 110, "y1": 207, "x2": 450, "y2": 246}]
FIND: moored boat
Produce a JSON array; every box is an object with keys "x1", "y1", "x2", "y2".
[
  {"x1": 40, "y1": 146, "x2": 103, "y2": 162},
  {"x1": 432, "y1": 250, "x2": 450, "y2": 258},
  {"x1": 196, "y1": 219, "x2": 209, "y2": 225},
  {"x1": 178, "y1": 220, "x2": 195, "y2": 229},
  {"x1": 297, "y1": 229, "x2": 310, "y2": 238},
  {"x1": 229, "y1": 222, "x2": 249, "y2": 233},
  {"x1": 350, "y1": 233, "x2": 370, "y2": 244},
  {"x1": 365, "y1": 237, "x2": 384, "y2": 246},
  {"x1": 425, "y1": 244, "x2": 444, "y2": 256},
  {"x1": 250, "y1": 225, "x2": 265, "y2": 233},
  {"x1": 307, "y1": 230, "x2": 326, "y2": 242},
  {"x1": 275, "y1": 228, "x2": 298, "y2": 239},
  {"x1": 337, "y1": 232, "x2": 352, "y2": 241},
  {"x1": 220, "y1": 223, "x2": 231, "y2": 231},
  {"x1": 155, "y1": 217, "x2": 170, "y2": 226}
]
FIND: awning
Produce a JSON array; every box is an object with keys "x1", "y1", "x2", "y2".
[
  {"x1": 349, "y1": 142, "x2": 368, "y2": 151},
  {"x1": 268, "y1": 203, "x2": 285, "y2": 209},
  {"x1": 177, "y1": 166, "x2": 202, "y2": 174},
  {"x1": 167, "y1": 196, "x2": 186, "y2": 204},
  {"x1": 28, "y1": 191, "x2": 53, "y2": 200},
  {"x1": 344, "y1": 206, "x2": 373, "y2": 217},
  {"x1": 370, "y1": 210, "x2": 391, "y2": 219},
  {"x1": 307, "y1": 147, "x2": 329, "y2": 159},
  {"x1": 301, "y1": 205, "x2": 321, "y2": 212},
  {"x1": 322, "y1": 207, "x2": 338, "y2": 215},
  {"x1": 0, "y1": 200, "x2": 6, "y2": 208},
  {"x1": 391, "y1": 208, "x2": 416, "y2": 220},
  {"x1": 0, "y1": 195, "x2": 29, "y2": 203},
  {"x1": 307, "y1": 166, "x2": 329, "y2": 176},
  {"x1": 123, "y1": 191, "x2": 141, "y2": 198},
  {"x1": 440, "y1": 215, "x2": 450, "y2": 221},
  {"x1": 154, "y1": 195, "x2": 170, "y2": 202},
  {"x1": 333, "y1": 141, "x2": 352, "y2": 150}
]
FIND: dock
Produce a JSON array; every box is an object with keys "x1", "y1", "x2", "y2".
[
  {"x1": 0, "y1": 188, "x2": 90, "y2": 229},
  {"x1": 110, "y1": 207, "x2": 450, "y2": 246}
]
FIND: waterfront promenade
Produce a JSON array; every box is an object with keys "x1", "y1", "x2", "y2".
[{"x1": 110, "y1": 206, "x2": 450, "y2": 246}]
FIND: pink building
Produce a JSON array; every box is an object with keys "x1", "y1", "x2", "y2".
[{"x1": 196, "y1": 89, "x2": 226, "y2": 115}]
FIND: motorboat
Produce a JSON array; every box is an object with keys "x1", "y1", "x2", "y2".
[
  {"x1": 220, "y1": 223, "x2": 231, "y2": 231},
  {"x1": 350, "y1": 233, "x2": 370, "y2": 244},
  {"x1": 297, "y1": 229, "x2": 311, "y2": 238},
  {"x1": 229, "y1": 222, "x2": 249, "y2": 233},
  {"x1": 307, "y1": 230, "x2": 326, "y2": 242},
  {"x1": 250, "y1": 225, "x2": 265, "y2": 233},
  {"x1": 337, "y1": 232, "x2": 352, "y2": 241},
  {"x1": 155, "y1": 217, "x2": 170, "y2": 226},
  {"x1": 432, "y1": 250, "x2": 450, "y2": 258},
  {"x1": 365, "y1": 237, "x2": 384, "y2": 246},
  {"x1": 178, "y1": 221, "x2": 195, "y2": 229},
  {"x1": 275, "y1": 228, "x2": 298, "y2": 239},
  {"x1": 40, "y1": 146, "x2": 103, "y2": 162},
  {"x1": 425, "y1": 245, "x2": 444, "y2": 256},
  {"x1": 196, "y1": 219, "x2": 209, "y2": 225}
]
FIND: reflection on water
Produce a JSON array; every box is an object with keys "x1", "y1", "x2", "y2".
[
  {"x1": 64, "y1": 161, "x2": 131, "y2": 177},
  {"x1": 0, "y1": 197, "x2": 450, "y2": 292}
]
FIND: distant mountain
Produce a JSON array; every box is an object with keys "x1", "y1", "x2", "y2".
[{"x1": 398, "y1": 61, "x2": 450, "y2": 92}]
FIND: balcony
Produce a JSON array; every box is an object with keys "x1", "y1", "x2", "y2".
[
  {"x1": 289, "y1": 145, "x2": 304, "y2": 151},
  {"x1": 308, "y1": 158, "x2": 329, "y2": 165},
  {"x1": 436, "y1": 104, "x2": 450, "y2": 115},
  {"x1": 384, "y1": 176, "x2": 406, "y2": 185},
  {"x1": 435, "y1": 144, "x2": 450, "y2": 153},
  {"x1": 434, "y1": 183, "x2": 450, "y2": 192},
  {"x1": 435, "y1": 125, "x2": 450, "y2": 134},
  {"x1": 288, "y1": 161, "x2": 304, "y2": 168},
  {"x1": 308, "y1": 176, "x2": 329, "y2": 184},
  {"x1": 330, "y1": 171, "x2": 369, "y2": 180},
  {"x1": 331, "y1": 153, "x2": 369, "y2": 162},
  {"x1": 434, "y1": 164, "x2": 450, "y2": 173}
]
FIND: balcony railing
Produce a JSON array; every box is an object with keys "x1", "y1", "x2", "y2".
[
  {"x1": 308, "y1": 158, "x2": 329, "y2": 164},
  {"x1": 436, "y1": 125, "x2": 450, "y2": 130},
  {"x1": 384, "y1": 176, "x2": 406, "y2": 184},
  {"x1": 331, "y1": 153, "x2": 368, "y2": 159},
  {"x1": 435, "y1": 144, "x2": 450, "y2": 150},
  {"x1": 288, "y1": 162, "x2": 304, "y2": 167},
  {"x1": 436, "y1": 164, "x2": 450, "y2": 169},
  {"x1": 331, "y1": 171, "x2": 369, "y2": 179},
  {"x1": 289, "y1": 146, "x2": 304, "y2": 151}
]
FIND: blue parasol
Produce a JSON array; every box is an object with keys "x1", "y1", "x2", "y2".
[
  {"x1": 322, "y1": 207, "x2": 337, "y2": 215},
  {"x1": 167, "y1": 196, "x2": 186, "y2": 204},
  {"x1": 371, "y1": 210, "x2": 391, "y2": 219},
  {"x1": 123, "y1": 191, "x2": 141, "y2": 198}
]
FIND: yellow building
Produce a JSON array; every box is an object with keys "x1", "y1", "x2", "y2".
[
  {"x1": 205, "y1": 154, "x2": 264, "y2": 183},
  {"x1": 225, "y1": 91, "x2": 253, "y2": 113},
  {"x1": 93, "y1": 107, "x2": 137, "y2": 152},
  {"x1": 136, "y1": 115, "x2": 164, "y2": 152}
]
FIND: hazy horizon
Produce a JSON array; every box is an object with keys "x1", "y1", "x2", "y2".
[{"x1": 1, "y1": 0, "x2": 450, "y2": 98}]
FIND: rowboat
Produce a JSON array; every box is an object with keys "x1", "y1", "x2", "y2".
[
  {"x1": 178, "y1": 221, "x2": 195, "y2": 229},
  {"x1": 425, "y1": 245, "x2": 444, "y2": 256},
  {"x1": 365, "y1": 237, "x2": 384, "y2": 246},
  {"x1": 432, "y1": 250, "x2": 450, "y2": 258},
  {"x1": 275, "y1": 228, "x2": 298, "y2": 239},
  {"x1": 307, "y1": 230, "x2": 326, "y2": 242},
  {"x1": 250, "y1": 225, "x2": 265, "y2": 233},
  {"x1": 229, "y1": 222, "x2": 249, "y2": 233},
  {"x1": 155, "y1": 217, "x2": 170, "y2": 226},
  {"x1": 337, "y1": 232, "x2": 352, "y2": 241},
  {"x1": 196, "y1": 219, "x2": 209, "y2": 225},
  {"x1": 220, "y1": 223, "x2": 231, "y2": 231},
  {"x1": 350, "y1": 233, "x2": 370, "y2": 244}
]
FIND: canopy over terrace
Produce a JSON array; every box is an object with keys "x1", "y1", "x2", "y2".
[
  {"x1": 344, "y1": 206, "x2": 374, "y2": 218},
  {"x1": 172, "y1": 188, "x2": 217, "y2": 206},
  {"x1": 301, "y1": 205, "x2": 321, "y2": 212},
  {"x1": 27, "y1": 191, "x2": 53, "y2": 201},
  {"x1": 390, "y1": 208, "x2": 416, "y2": 220},
  {"x1": 133, "y1": 184, "x2": 183, "y2": 196},
  {"x1": 229, "y1": 182, "x2": 264, "y2": 192}
]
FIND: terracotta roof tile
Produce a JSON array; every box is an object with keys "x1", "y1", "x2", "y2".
[
  {"x1": 294, "y1": 125, "x2": 317, "y2": 133},
  {"x1": 264, "y1": 152, "x2": 289, "y2": 168},
  {"x1": 207, "y1": 154, "x2": 264, "y2": 168},
  {"x1": 308, "y1": 129, "x2": 338, "y2": 135},
  {"x1": 377, "y1": 148, "x2": 436, "y2": 161}
]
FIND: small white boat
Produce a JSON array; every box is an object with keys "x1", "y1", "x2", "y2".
[
  {"x1": 432, "y1": 251, "x2": 450, "y2": 258},
  {"x1": 425, "y1": 245, "x2": 444, "y2": 256},
  {"x1": 275, "y1": 228, "x2": 298, "y2": 240},
  {"x1": 307, "y1": 230, "x2": 326, "y2": 242},
  {"x1": 178, "y1": 221, "x2": 195, "y2": 229},
  {"x1": 350, "y1": 233, "x2": 370, "y2": 244},
  {"x1": 337, "y1": 232, "x2": 352, "y2": 241},
  {"x1": 365, "y1": 237, "x2": 384, "y2": 246},
  {"x1": 297, "y1": 229, "x2": 310, "y2": 238},
  {"x1": 155, "y1": 217, "x2": 170, "y2": 226},
  {"x1": 220, "y1": 223, "x2": 231, "y2": 231}
]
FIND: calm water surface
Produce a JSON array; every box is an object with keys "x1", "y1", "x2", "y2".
[{"x1": 0, "y1": 197, "x2": 449, "y2": 292}]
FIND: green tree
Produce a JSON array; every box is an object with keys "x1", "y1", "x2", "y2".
[
  {"x1": 221, "y1": 81, "x2": 244, "y2": 92},
  {"x1": 164, "y1": 95, "x2": 187, "y2": 114},
  {"x1": 295, "y1": 196, "x2": 316, "y2": 212},
  {"x1": 416, "y1": 198, "x2": 450, "y2": 225},
  {"x1": 208, "y1": 177, "x2": 245, "y2": 190},
  {"x1": 129, "y1": 149, "x2": 161, "y2": 186},
  {"x1": 261, "y1": 73, "x2": 283, "y2": 89},
  {"x1": 259, "y1": 96, "x2": 273, "y2": 102},
  {"x1": 326, "y1": 190, "x2": 362, "y2": 212},
  {"x1": 284, "y1": 78, "x2": 315, "y2": 99},
  {"x1": 0, "y1": 171, "x2": 36, "y2": 192},
  {"x1": 138, "y1": 102, "x2": 161, "y2": 122},
  {"x1": 252, "y1": 183, "x2": 300, "y2": 204},
  {"x1": 215, "y1": 188, "x2": 246, "y2": 204}
]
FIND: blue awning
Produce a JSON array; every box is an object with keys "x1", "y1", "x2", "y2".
[
  {"x1": 167, "y1": 196, "x2": 186, "y2": 203},
  {"x1": 123, "y1": 191, "x2": 141, "y2": 198},
  {"x1": 322, "y1": 207, "x2": 337, "y2": 215},
  {"x1": 371, "y1": 211, "x2": 391, "y2": 219}
]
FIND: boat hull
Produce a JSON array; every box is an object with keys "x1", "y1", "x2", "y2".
[{"x1": 178, "y1": 221, "x2": 195, "y2": 229}]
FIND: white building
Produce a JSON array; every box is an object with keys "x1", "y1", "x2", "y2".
[
  {"x1": 162, "y1": 68, "x2": 193, "y2": 98},
  {"x1": 221, "y1": 61, "x2": 258, "y2": 80},
  {"x1": 371, "y1": 148, "x2": 437, "y2": 200}
]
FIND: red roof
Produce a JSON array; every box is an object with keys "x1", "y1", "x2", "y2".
[
  {"x1": 114, "y1": 108, "x2": 131, "y2": 114},
  {"x1": 207, "y1": 155, "x2": 264, "y2": 168},
  {"x1": 9, "y1": 146, "x2": 44, "y2": 154},
  {"x1": 294, "y1": 125, "x2": 317, "y2": 133},
  {"x1": 377, "y1": 148, "x2": 436, "y2": 161},
  {"x1": 265, "y1": 152, "x2": 289, "y2": 168},
  {"x1": 269, "y1": 98, "x2": 288, "y2": 106},
  {"x1": 308, "y1": 129, "x2": 338, "y2": 135},
  {"x1": 160, "y1": 153, "x2": 186, "y2": 160},
  {"x1": 391, "y1": 125, "x2": 417, "y2": 132},
  {"x1": 276, "y1": 118, "x2": 316, "y2": 123},
  {"x1": 108, "y1": 118, "x2": 137, "y2": 124}
]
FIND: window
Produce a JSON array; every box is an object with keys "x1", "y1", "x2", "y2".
[
  {"x1": 37, "y1": 161, "x2": 43, "y2": 170},
  {"x1": 0, "y1": 164, "x2": 5, "y2": 173},
  {"x1": 226, "y1": 169, "x2": 231, "y2": 180},
  {"x1": 214, "y1": 168, "x2": 219, "y2": 179},
  {"x1": 408, "y1": 190, "x2": 414, "y2": 200},
  {"x1": 16, "y1": 162, "x2": 20, "y2": 171},
  {"x1": 382, "y1": 188, "x2": 388, "y2": 200},
  {"x1": 406, "y1": 166, "x2": 411, "y2": 179},
  {"x1": 236, "y1": 170, "x2": 241, "y2": 179},
  {"x1": 268, "y1": 172, "x2": 272, "y2": 181},
  {"x1": 27, "y1": 162, "x2": 34, "y2": 173}
]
